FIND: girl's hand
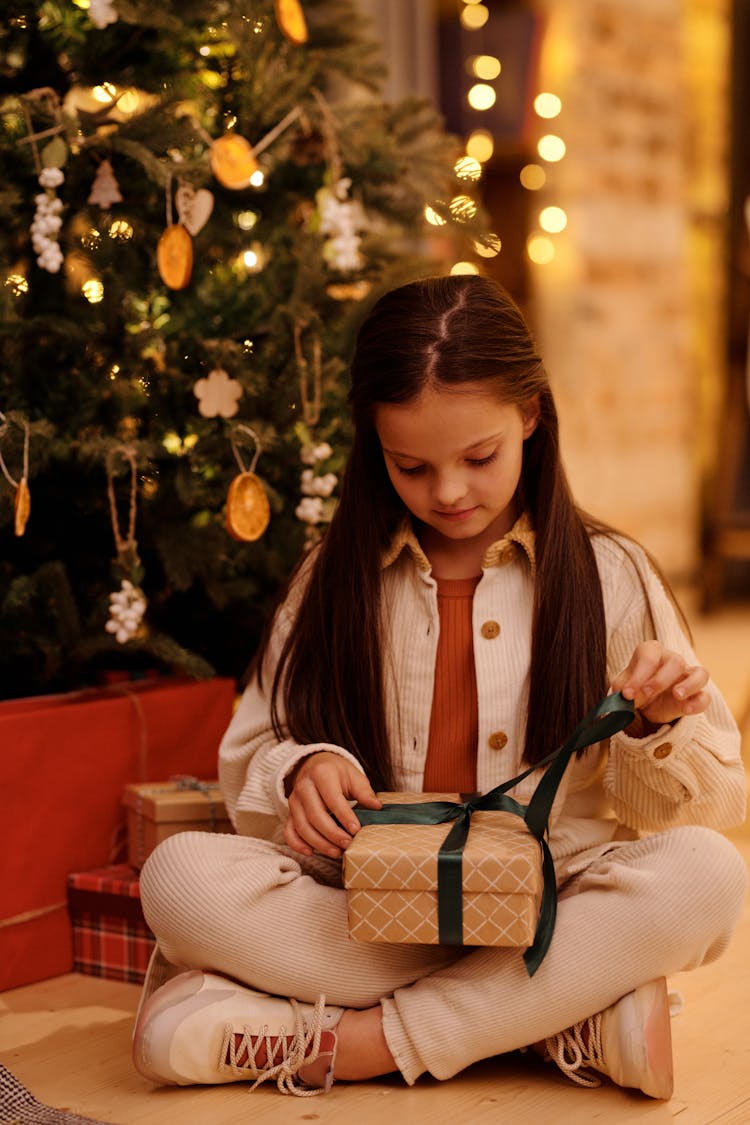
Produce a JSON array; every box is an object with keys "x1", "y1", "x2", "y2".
[
  {"x1": 285, "y1": 751, "x2": 382, "y2": 859},
  {"x1": 610, "y1": 640, "x2": 710, "y2": 730}
]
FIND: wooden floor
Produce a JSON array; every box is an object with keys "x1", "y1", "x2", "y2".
[{"x1": 2, "y1": 599, "x2": 750, "y2": 1125}]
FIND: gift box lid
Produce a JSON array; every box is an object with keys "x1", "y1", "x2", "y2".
[
  {"x1": 343, "y1": 793, "x2": 542, "y2": 895},
  {"x1": 123, "y1": 778, "x2": 226, "y2": 822},
  {"x1": 68, "y1": 863, "x2": 141, "y2": 896}
]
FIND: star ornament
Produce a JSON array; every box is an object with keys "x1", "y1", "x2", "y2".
[{"x1": 193, "y1": 368, "x2": 243, "y2": 418}]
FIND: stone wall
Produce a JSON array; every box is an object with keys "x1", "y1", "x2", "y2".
[{"x1": 531, "y1": 0, "x2": 730, "y2": 580}]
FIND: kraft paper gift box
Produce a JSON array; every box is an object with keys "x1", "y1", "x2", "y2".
[
  {"x1": 67, "y1": 863, "x2": 155, "y2": 984},
  {"x1": 342, "y1": 695, "x2": 635, "y2": 976},
  {"x1": 343, "y1": 793, "x2": 544, "y2": 948},
  {"x1": 124, "y1": 778, "x2": 234, "y2": 868}
]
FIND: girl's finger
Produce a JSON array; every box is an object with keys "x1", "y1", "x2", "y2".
[{"x1": 672, "y1": 665, "x2": 710, "y2": 700}]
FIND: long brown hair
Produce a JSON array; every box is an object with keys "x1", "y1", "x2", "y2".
[{"x1": 261, "y1": 275, "x2": 611, "y2": 782}]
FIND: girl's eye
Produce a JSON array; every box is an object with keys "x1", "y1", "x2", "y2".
[
  {"x1": 394, "y1": 463, "x2": 426, "y2": 476},
  {"x1": 466, "y1": 450, "x2": 498, "y2": 468}
]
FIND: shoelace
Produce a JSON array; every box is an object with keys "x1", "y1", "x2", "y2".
[
  {"x1": 219, "y1": 995, "x2": 330, "y2": 1097},
  {"x1": 545, "y1": 987, "x2": 685, "y2": 1089},
  {"x1": 545, "y1": 1013, "x2": 605, "y2": 1088}
]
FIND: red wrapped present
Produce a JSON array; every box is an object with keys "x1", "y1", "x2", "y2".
[
  {"x1": 67, "y1": 864, "x2": 155, "y2": 984},
  {"x1": 0, "y1": 675, "x2": 236, "y2": 991}
]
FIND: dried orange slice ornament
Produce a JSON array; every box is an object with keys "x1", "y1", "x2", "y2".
[
  {"x1": 225, "y1": 472, "x2": 271, "y2": 542},
  {"x1": 157, "y1": 223, "x2": 193, "y2": 289},
  {"x1": 210, "y1": 134, "x2": 259, "y2": 190},
  {"x1": 275, "y1": 0, "x2": 308, "y2": 45},
  {"x1": 14, "y1": 477, "x2": 30, "y2": 536}
]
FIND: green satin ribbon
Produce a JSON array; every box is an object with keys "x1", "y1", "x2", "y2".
[{"x1": 354, "y1": 692, "x2": 634, "y2": 976}]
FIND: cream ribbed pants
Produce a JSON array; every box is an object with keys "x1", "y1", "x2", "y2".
[{"x1": 139, "y1": 826, "x2": 747, "y2": 1085}]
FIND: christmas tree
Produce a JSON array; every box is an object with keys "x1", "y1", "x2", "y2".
[{"x1": 0, "y1": 0, "x2": 483, "y2": 699}]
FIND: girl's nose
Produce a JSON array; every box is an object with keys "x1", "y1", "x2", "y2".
[{"x1": 432, "y1": 472, "x2": 468, "y2": 509}]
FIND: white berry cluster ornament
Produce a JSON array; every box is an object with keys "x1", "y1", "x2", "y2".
[
  {"x1": 89, "y1": 0, "x2": 119, "y2": 28},
  {"x1": 32, "y1": 167, "x2": 64, "y2": 273},
  {"x1": 105, "y1": 579, "x2": 147, "y2": 644},
  {"x1": 295, "y1": 442, "x2": 337, "y2": 528},
  {"x1": 315, "y1": 178, "x2": 368, "y2": 272}
]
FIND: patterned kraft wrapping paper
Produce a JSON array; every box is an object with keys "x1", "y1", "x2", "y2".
[{"x1": 343, "y1": 793, "x2": 544, "y2": 946}]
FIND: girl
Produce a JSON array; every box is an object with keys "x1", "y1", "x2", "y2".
[{"x1": 133, "y1": 275, "x2": 747, "y2": 1100}]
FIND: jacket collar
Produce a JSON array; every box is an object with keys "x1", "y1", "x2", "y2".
[{"x1": 381, "y1": 512, "x2": 536, "y2": 575}]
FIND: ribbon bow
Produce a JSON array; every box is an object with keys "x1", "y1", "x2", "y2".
[{"x1": 354, "y1": 692, "x2": 634, "y2": 975}]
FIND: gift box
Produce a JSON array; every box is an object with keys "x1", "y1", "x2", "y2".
[
  {"x1": 343, "y1": 793, "x2": 544, "y2": 947},
  {"x1": 1, "y1": 675, "x2": 236, "y2": 991},
  {"x1": 67, "y1": 863, "x2": 155, "y2": 984},
  {"x1": 123, "y1": 778, "x2": 234, "y2": 869}
]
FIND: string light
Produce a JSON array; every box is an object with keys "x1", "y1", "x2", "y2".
[
  {"x1": 249, "y1": 169, "x2": 265, "y2": 187},
  {"x1": 92, "y1": 83, "x2": 117, "y2": 103},
  {"x1": 466, "y1": 130, "x2": 494, "y2": 163},
  {"x1": 471, "y1": 55, "x2": 501, "y2": 81},
  {"x1": 424, "y1": 204, "x2": 447, "y2": 227},
  {"x1": 454, "y1": 155, "x2": 482, "y2": 182},
  {"x1": 109, "y1": 219, "x2": 134, "y2": 240},
  {"x1": 461, "y1": 4, "x2": 489, "y2": 30},
  {"x1": 537, "y1": 134, "x2": 566, "y2": 162},
  {"x1": 467, "y1": 84, "x2": 496, "y2": 111},
  {"x1": 474, "y1": 235, "x2": 501, "y2": 258},
  {"x1": 520, "y1": 164, "x2": 546, "y2": 190},
  {"x1": 534, "y1": 93, "x2": 562, "y2": 119},
  {"x1": 450, "y1": 262, "x2": 479, "y2": 275},
  {"x1": 527, "y1": 235, "x2": 555, "y2": 264},
  {"x1": 82, "y1": 279, "x2": 104, "y2": 303},
  {"x1": 236, "y1": 210, "x2": 258, "y2": 230},
  {"x1": 449, "y1": 195, "x2": 478, "y2": 221},
  {"x1": 539, "y1": 206, "x2": 567, "y2": 233},
  {"x1": 5, "y1": 274, "x2": 29, "y2": 295}
]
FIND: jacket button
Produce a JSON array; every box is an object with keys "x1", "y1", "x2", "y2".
[
  {"x1": 488, "y1": 731, "x2": 508, "y2": 751},
  {"x1": 481, "y1": 620, "x2": 501, "y2": 639},
  {"x1": 653, "y1": 742, "x2": 672, "y2": 760}
]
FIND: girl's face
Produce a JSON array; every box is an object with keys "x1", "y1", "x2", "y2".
[{"x1": 374, "y1": 383, "x2": 538, "y2": 558}]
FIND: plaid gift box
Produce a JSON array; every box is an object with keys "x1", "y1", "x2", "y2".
[
  {"x1": 123, "y1": 777, "x2": 233, "y2": 869},
  {"x1": 67, "y1": 863, "x2": 155, "y2": 984}
]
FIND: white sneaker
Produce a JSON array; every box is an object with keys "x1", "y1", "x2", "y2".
[
  {"x1": 544, "y1": 978, "x2": 675, "y2": 1099},
  {"x1": 132, "y1": 969, "x2": 344, "y2": 1096}
]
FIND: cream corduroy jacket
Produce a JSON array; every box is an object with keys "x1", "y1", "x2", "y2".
[{"x1": 218, "y1": 517, "x2": 746, "y2": 872}]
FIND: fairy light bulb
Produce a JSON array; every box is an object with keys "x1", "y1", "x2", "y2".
[
  {"x1": 450, "y1": 262, "x2": 479, "y2": 275},
  {"x1": 520, "y1": 164, "x2": 546, "y2": 190},
  {"x1": 471, "y1": 55, "x2": 501, "y2": 81},
  {"x1": 539, "y1": 206, "x2": 567, "y2": 233},
  {"x1": 534, "y1": 93, "x2": 562, "y2": 119},
  {"x1": 467, "y1": 84, "x2": 496, "y2": 111},
  {"x1": 82, "y1": 279, "x2": 105, "y2": 303},
  {"x1": 454, "y1": 155, "x2": 482, "y2": 182},
  {"x1": 449, "y1": 195, "x2": 478, "y2": 221},
  {"x1": 466, "y1": 130, "x2": 494, "y2": 163},
  {"x1": 527, "y1": 235, "x2": 555, "y2": 264},
  {"x1": 461, "y1": 4, "x2": 489, "y2": 29},
  {"x1": 424, "y1": 204, "x2": 447, "y2": 227},
  {"x1": 474, "y1": 235, "x2": 501, "y2": 258},
  {"x1": 537, "y1": 134, "x2": 566, "y2": 162}
]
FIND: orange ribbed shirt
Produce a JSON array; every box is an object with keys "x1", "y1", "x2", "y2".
[{"x1": 422, "y1": 575, "x2": 480, "y2": 794}]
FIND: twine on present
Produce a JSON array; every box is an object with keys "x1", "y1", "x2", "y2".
[{"x1": 0, "y1": 901, "x2": 68, "y2": 930}]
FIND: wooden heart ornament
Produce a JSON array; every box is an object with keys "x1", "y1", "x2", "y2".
[{"x1": 175, "y1": 183, "x2": 215, "y2": 236}]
